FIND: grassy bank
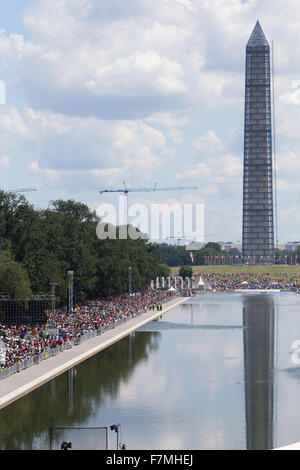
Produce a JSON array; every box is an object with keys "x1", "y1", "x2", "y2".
[{"x1": 170, "y1": 265, "x2": 300, "y2": 275}]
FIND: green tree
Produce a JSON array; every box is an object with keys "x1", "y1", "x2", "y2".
[
  {"x1": 0, "y1": 251, "x2": 32, "y2": 298},
  {"x1": 96, "y1": 226, "x2": 160, "y2": 296},
  {"x1": 0, "y1": 194, "x2": 163, "y2": 303},
  {"x1": 275, "y1": 248, "x2": 283, "y2": 264},
  {"x1": 205, "y1": 242, "x2": 221, "y2": 252},
  {"x1": 294, "y1": 247, "x2": 300, "y2": 261},
  {"x1": 151, "y1": 243, "x2": 192, "y2": 266},
  {"x1": 158, "y1": 264, "x2": 171, "y2": 277},
  {"x1": 179, "y1": 266, "x2": 193, "y2": 278},
  {"x1": 194, "y1": 247, "x2": 216, "y2": 265}
]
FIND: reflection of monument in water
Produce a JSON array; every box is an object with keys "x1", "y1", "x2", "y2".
[
  {"x1": 178, "y1": 294, "x2": 277, "y2": 449},
  {"x1": 243, "y1": 294, "x2": 275, "y2": 449}
]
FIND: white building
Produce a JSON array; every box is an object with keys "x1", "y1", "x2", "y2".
[
  {"x1": 219, "y1": 241, "x2": 242, "y2": 252},
  {"x1": 285, "y1": 242, "x2": 300, "y2": 252}
]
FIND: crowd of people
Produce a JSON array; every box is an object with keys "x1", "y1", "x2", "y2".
[
  {"x1": 2, "y1": 272, "x2": 300, "y2": 371},
  {"x1": 0, "y1": 289, "x2": 176, "y2": 371},
  {"x1": 201, "y1": 272, "x2": 300, "y2": 292}
]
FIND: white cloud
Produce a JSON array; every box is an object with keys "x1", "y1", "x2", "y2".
[
  {"x1": 277, "y1": 179, "x2": 299, "y2": 192},
  {"x1": 0, "y1": 102, "x2": 177, "y2": 192},
  {"x1": 0, "y1": 0, "x2": 300, "y2": 241},
  {"x1": 0, "y1": 0, "x2": 299, "y2": 117},
  {"x1": 14, "y1": 107, "x2": 176, "y2": 190},
  {"x1": 192, "y1": 130, "x2": 224, "y2": 155},
  {"x1": 218, "y1": 153, "x2": 242, "y2": 177},
  {"x1": 85, "y1": 50, "x2": 188, "y2": 97},
  {"x1": 278, "y1": 206, "x2": 300, "y2": 242},
  {"x1": 279, "y1": 89, "x2": 300, "y2": 105},
  {"x1": 0, "y1": 106, "x2": 29, "y2": 139},
  {"x1": 0, "y1": 155, "x2": 10, "y2": 168},
  {"x1": 168, "y1": 128, "x2": 183, "y2": 144},
  {"x1": 145, "y1": 112, "x2": 189, "y2": 128},
  {"x1": 175, "y1": 162, "x2": 212, "y2": 181},
  {"x1": 28, "y1": 161, "x2": 60, "y2": 183},
  {"x1": 277, "y1": 148, "x2": 299, "y2": 174},
  {"x1": 0, "y1": 0, "x2": 252, "y2": 116},
  {"x1": 175, "y1": 152, "x2": 242, "y2": 184}
]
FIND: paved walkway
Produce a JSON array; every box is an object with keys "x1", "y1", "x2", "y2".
[{"x1": 0, "y1": 296, "x2": 187, "y2": 410}]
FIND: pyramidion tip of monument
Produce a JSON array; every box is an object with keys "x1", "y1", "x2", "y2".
[{"x1": 247, "y1": 20, "x2": 269, "y2": 48}]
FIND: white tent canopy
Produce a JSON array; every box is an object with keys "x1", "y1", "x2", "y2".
[
  {"x1": 168, "y1": 287, "x2": 176, "y2": 292},
  {"x1": 198, "y1": 277, "x2": 205, "y2": 286}
]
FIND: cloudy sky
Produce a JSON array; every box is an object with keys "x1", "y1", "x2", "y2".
[{"x1": 0, "y1": 0, "x2": 299, "y2": 243}]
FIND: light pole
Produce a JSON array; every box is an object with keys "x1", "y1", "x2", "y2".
[
  {"x1": 67, "y1": 271, "x2": 74, "y2": 314},
  {"x1": 49, "y1": 283, "x2": 57, "y2": 316},
  {"x1": 128, "y1": 267, "x2": 132, "y2": 296},
  {"x1": 110, "y1": 423, "x2": 120, "y2": 450}
]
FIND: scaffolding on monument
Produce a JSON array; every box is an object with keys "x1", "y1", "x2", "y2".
[
  {"x1": 242, "y1": 21, "x2": 275, "y2": 264},
  {"x1": 271, "y1": 40, "x2": 279, "y2": 253}
]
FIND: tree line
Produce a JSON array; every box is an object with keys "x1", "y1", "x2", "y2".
[
  {"x1": 2, "y1": 189, "x2": 298, "y2": 305},
  {"x1": 0, "y1": 191, "x2": 163, "y2": 304},
  {"x1": 152, "y1": 243, "x2": 300, "y2": 266},
  {"x1": 151, "y1": 242, "x2": 229, "y2": 266}
]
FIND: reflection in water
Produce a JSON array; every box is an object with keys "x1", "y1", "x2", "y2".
[
  {"x1": 68, "y1": 369, "x2": 74, "y2": 417},
  {"x1": 243, "y1": 295, "x2": 275, "y2": 450},
  {"x1": 1, "y1": 293, "x2": 300, "y2": 450},
  {"x1": 0, "y1": 331, "x2": 160, "y2": 450},
  {"x1": 50, "y1": 378, "x2": 55, "y2": 401}
]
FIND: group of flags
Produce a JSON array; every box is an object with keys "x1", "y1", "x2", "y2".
[{"x1": 188, "y1": 252, "x2": 299, "y2": 265}]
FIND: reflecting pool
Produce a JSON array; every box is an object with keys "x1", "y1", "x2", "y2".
[{"x1": 1, "y1": 293, "x2": 300, "y2": 450}]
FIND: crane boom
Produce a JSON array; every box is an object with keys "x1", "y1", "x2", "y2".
[
  {"x1": 99, "y1": 182, "x2": 199, "y2": 226},
  {"x1": 100, "y1": 184, "x2": 198, "y2": 194},
  {"x1": 6, "y1": 188, "x2": 37, "y2": 193}
]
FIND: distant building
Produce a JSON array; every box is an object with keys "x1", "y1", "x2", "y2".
[
  {"x1": 185, "y1": 241, "x2": 204, "y2": 251},
  {"x1": 242, "y1": 21, "x2": 275, "y2": 264},
  {"x1": 276, "y1": 243, "x2": 287, "y2": 251},
  {"x1": 220, "y1": 242, "x2": 242, "y2": 253},
  {"x1": 285, "y1": 242, "x2": 300, "y2": 252},
  {"x1": 218, "y1": 241, "x2": 294, "y2": 253}
]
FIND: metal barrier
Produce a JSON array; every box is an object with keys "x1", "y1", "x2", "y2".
[
  {"x1": 0, "y1": 296, "x2": 177, "y2": 381},
  {"x1": 0, "y1": 317, "x2": 129, "y2": 380}
]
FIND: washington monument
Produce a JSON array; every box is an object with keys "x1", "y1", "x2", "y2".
[{"x1": 242, "y1": 20, "x2": 275, "y2": 264}]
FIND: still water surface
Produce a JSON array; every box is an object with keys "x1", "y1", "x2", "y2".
[{"x1": 1, "y1": 293, "x2": 300, "y2": 450}]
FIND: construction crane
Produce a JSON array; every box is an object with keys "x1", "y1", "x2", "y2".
[
  {"x1": 5, "y1": 188, "x2": 37, "y2": 193},
  {"x1": 99, "y1": 182, "x2": 199, "y2": 224},
  {"x1": 167, "y1": 233, "x2": 183, "y2": 246},
  {"x1": 100, "y1": 182, "x2": 198, "y2": 195},
  {"x1": 1, "y1": 187, "x2": 37, "y2": 210}
]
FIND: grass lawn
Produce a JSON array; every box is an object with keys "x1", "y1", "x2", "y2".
[{"x1": 170, "y1": 265, "x2": 300, "y2": 275}]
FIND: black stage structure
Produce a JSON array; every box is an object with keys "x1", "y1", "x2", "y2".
[{"x1": 0, "y1": 295, "x2": 54, "y2": 326}]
